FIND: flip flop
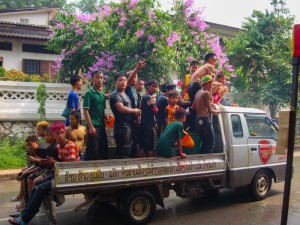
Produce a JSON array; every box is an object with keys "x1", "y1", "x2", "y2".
[
  {"x1": 8, "y1": 218, "x2": 28, "y2": 225},
  {"x1": 9, "y1": 212, "x2": 22, "y2": 218}
]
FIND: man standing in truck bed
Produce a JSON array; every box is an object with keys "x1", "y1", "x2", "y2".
[{"x1": 192, "y1": 75, "x2": 221, "y2": 154}]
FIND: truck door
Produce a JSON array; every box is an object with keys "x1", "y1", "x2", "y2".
[{"x1": 245, "y1": 114, "x2": 278, "y2": 167}]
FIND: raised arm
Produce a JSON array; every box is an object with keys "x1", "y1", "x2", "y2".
[{"x1": 127, "y1": 59, "x2": 146, "y2": 87}]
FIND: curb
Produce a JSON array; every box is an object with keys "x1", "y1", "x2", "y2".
[{"x1": 0, "y1": 169, "x2": 20, "y2": 181}]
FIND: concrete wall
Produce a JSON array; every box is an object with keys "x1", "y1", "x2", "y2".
[
  {"x1": 0, "y1": 39, "x2": 58, "y2": 72},
  {"x1": 0, "y1": 81, "x2": 115, "y2": 145},
  {"x1": 0, "y1": 12, "x2": 51, "y2": 26}
]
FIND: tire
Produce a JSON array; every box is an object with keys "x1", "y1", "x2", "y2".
[
  {"x1": 249, "y1": 170, "x2": 272, "y2": 201},
  {"x1": 121, "y1": 190, "x2": 156, "y2": 225}
]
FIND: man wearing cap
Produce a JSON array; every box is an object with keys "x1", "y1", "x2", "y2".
[
  {"x1": 188, "y1": 53, "x2": 217, "y2": 131},
  {"x1": 192, "y1": 75, "x2": 221, "y2": 154}
]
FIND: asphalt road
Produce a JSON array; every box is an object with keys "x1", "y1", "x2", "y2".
[{"x1": 0, "y1": 154, "x2": 299, "y2": 225}]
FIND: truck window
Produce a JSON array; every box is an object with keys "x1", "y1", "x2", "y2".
[
  {"x1": 231, "y1": 114, "x2": 243, "y2": 138},
  {"x1": 245, "y1": 115, "x2": 277, "y2": 139}
]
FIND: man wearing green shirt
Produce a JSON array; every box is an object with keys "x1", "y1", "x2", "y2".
[
  {"x1": 83, "y1": 71, "x2": 108, "y2": 160},
  {"x1": 156, "y1": 107, "x2": 187, "y2": 159}
]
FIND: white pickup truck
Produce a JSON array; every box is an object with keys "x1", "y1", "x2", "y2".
[{"x1": 48, "y1": 106, "x2": 286, "y2": 225}]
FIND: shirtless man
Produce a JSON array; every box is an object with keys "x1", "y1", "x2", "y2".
[
  {"x1": 188, "y1": 53, "x2": 217, "y2": 131},
  {"x1": 66, "y1": 110, "x2": 86, "y2": 160},
  {"x1": 192, "y1": 75, "x2": 221, "y2": 154}
]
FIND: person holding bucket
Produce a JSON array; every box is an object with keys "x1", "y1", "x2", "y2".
[{"x1": 156, "y1": 107, "x2": 190, "y2": 159}]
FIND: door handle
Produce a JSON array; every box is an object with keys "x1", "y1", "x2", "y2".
[{"x1": 251, "y1": 148, "x2": 257, "y2": 151}]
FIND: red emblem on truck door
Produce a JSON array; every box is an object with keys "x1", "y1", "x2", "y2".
[{"x1": 258, "y1": 140, "x2": 272, "y2": 164}]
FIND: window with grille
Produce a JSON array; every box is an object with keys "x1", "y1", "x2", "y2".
[
  {"x1": 23, "y1": 60, "x2": 40, "y2": 74},
  {"x1": 20, "y1": 18, "x2": 29, "y2": 23}
]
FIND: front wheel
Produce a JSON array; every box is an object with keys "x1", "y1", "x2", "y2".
[
  {"x1": 121, "y1": 190, "x2": 156, "y2": 225},
  {"x1": 249, "y1": 170, "x2": 272, "y2": 201}
]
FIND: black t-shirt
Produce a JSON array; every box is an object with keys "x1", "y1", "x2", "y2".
[
  {"x1": 45, "y1": 141, "x2": 59, "y2": 160},
  {"x1": 156, "y1": 93, "x2": 168, "y2": 125},
  {"x1": 141, "y1": 93, "x2": 156, "y2": 128},
  {"x1": 110, "y1": 90, "x2": 135, "y2": 129}
]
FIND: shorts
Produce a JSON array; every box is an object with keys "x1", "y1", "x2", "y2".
[
  {"x1": 140, "y1": 126, "x2": 158, "y2": 152},
  {"x1": 114, "y1": 125, "x2": 132, "y2": 158}
]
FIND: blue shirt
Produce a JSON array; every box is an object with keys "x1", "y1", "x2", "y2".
[{"x1": 65, "y1": 90, "x2": 80, "y2": 126}]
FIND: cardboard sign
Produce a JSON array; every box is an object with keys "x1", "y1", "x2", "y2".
[
  {"x1": 293, "y1": 24, "x2": 300, "y2": 57},
  {"x1": 276, "y1": 110, "x2": 290, "y2": 155}
]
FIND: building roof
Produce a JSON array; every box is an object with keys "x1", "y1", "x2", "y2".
[
  {"x1": 0, "y1": 21, "x2": 50, "y2": 40},
  {"x1": 0, "y1": 7, "x2": 58, "y2": 14}
]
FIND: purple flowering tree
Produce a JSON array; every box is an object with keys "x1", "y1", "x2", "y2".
[{"x1": 48, "y1": 0, "x2": 235, "y2": 87}]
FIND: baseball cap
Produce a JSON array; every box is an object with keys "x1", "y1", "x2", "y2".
[{"x1": 201, "y1": 75, "x2": 213, "y2": 84}]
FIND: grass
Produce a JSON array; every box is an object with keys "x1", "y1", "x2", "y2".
[{"x1": 0, "y1": 137, "x2": 27, "y2": 169}]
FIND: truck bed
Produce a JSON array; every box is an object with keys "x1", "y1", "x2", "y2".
[{"x1": 54, "y1": 154, "x2": 226, "y2": 194}]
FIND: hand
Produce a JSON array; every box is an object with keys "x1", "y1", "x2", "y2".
[
  {"x1": 180, "y1": 153, "x2": 186, "y2": 159},
  {"x1": 89, "y1": 126, "x2": 97, "y2": 136},
  {"x1": 137, "y1": 59, "x2": 146, "y2": 70},
  {"x1": 134, "y1": 108, "x2": 142, "y2": 116}
]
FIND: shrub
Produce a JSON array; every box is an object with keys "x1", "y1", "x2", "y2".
[
  {"x1": 0, "y1": 137, "x2": 27, "y2": 169},
  {"x1": 0, "y1": 66, "x2": 5, "y2": 77},
  {"x1": 1, "y1": 69, "x2": 50, "y2": 82}
]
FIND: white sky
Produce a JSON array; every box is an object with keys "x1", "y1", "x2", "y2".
[{"x1": 161, "y1": 0, "x2": 300, "y2": 28}]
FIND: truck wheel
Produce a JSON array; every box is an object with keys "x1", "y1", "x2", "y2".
[
  {"x1": 249, "y1": 170, "x2": 272, "y2": 201},
  {"x1": 122, "y1": 190, "x2": 156, "y2": 225}
]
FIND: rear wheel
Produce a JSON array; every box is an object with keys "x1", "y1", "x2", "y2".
[
  {"x1": 249, "y1": 170, "x2": 272, "y2": 201},
  {"x1": 121, "y1": 190, "x2": 156, "y2": 225}
]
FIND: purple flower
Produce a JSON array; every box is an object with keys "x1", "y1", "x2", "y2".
[
  {"x1": 184, "y1": 0, "x2": 195, "y2": 8},
  {"x1": 166, "y1": 32, "x2": 181, "y2": 47},
  {"x1": 135, "y1": 29, "x2": 144, "y2": 38},
  {"x1": 55, "y1": 23, "x2": 64, "y2": 29},
  {"x1": 98, "y1": 5, "x2": 111, "y2": 17},
  {"x1": 135, "y1": 54, "x2": 139, "y2": 58},
  {"x1": 148, "y1": 10, "x2": 157, "y2": 20},
  {"x1": 160, "y1": 34, "x2": 164, "y2": 40},
  {"x1": 230, "y1": 74, "x2": 237, "y2": 78},
  {"x1": 187, "y1": 56, "x2": 193, "y2": 61},
  {"x1": 75, "y1": 28, "x2": 84, "y2": 35},
  {"x1": 152, "y1": 48, "x2": 157, "y2": 52},
  {"x1": 148, "y1": 34, "x2": 156, "y2": 43},
  {"x1": 128, "y1": 0, "x2": 139, "y2": 9}
]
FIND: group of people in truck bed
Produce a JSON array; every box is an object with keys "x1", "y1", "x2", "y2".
[{"x1": 7, "y1": 52, "x2": 237, "y2": 225}]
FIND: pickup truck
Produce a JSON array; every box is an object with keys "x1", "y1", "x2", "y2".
[{"x1": 47, "y1": 106, "x2": 286, "y2": 225}]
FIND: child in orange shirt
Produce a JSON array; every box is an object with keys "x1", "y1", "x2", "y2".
[
  {"x1": 165, "y1": 91, "x2": 180, "y2": 125},
  {"x1": 182, "y1": 60, "x2": 199, "y2": 100}
]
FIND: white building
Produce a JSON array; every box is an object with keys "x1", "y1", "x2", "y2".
[{"x1": 0, "y1": 7, "x2": 59, "y2": 80}]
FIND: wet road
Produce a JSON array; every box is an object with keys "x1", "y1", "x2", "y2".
[{"x1": 0, "y1": 155, "x2": 299, "y2": 225}]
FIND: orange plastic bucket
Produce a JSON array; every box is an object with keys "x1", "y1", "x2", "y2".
[
  {"x1": 182, "y1": 134, "x2": 195, "y2": 148},
  {"x1": 105, "y1": 115, "x2": 115, "y2": 128}
]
